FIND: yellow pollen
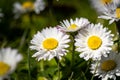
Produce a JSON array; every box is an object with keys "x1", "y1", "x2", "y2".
[
  {"x1": 22, "y1": 1, "x2": 34, "y2": 10},
  {"x1": 43, "y1": 38, "x2": 58, "y2": 50},
  {"x1": 68, "y1": 24, "x2": 78, "y2": 30},
  {"x1": 116, "y1": 8, "x2": 120, "y2": 18},
  {"x1": 87, "y1": 36, "x2": 102, "y2": 50},
  {"x1": 0, "y1": 62, "x2": 10, "y2": 76},
  {"x1": 101, "y1": 60, "x2": 116, "y2": 72},
  {"x1": 101, "y1": 0, "x2": 112, "y2": 4}
]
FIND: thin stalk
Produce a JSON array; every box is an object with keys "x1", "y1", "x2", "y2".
[
  {"x1": 85, "y1": 60, "x2": 91, "y2": 74},
  {"x1": 55, "y1": 57, "x2": 60, "y2": 80},
  {"x1": 71, "y1": 33, "x2": 75, "y2": 67},
  {"x1": 28, "y1": 48, "x2": 31, "y2": 80},
  {"x1": 40, "y1": 60, "x2": 44, "y2": 71},
  {"x1": 90, "y1": 60, "x2": 99, "y2": 80},
  {"x1": 68, "y1": 72, "x2": 74, "y2": 80},
  {"x1": 47, "y1": 0, "x2": 57, "y2": 25},
  {"x1": 19, "y1": 28, "x2": 28, "y2": 50},
  {"x1": 58, "y1": 60, "x2": 60, "y2": 80},
  {"x1": 115, "y1": 21, "x2": 120, "y2": 36},
  {"x1": 115, "y1": 21, "x2": 120, "y2": 53},
  {"x1": 69, "y1": 33, "x2": 76, "y2": 80}
]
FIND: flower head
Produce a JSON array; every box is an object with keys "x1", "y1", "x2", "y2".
[
  {"x1": 0, "y1": 9, "x2": 3, "y2": 21},
  {"x1": 34, "y1": 0, "x2": 45, "y2": 14},
  {"x1": 90, "y1": 0, "x2": 119, "y2": 13},
  {"x1": 60, "y1": 18, "x2": 90, "y2": 32},
  {"x1": 75, "y1": 23, "x2": 113, "y2": 60},
  {"x1": 13, "y1": 0, "x2": 45, "y2": 18},
  {"x1": 0, "y1": 48, "x2": 22, "y2": 80},
  {"x1": 98, "y1": 2, "x2": 120, "y2": 24},
  {"x1": 90, "y1": 0, "x2": 120, "y2": 24},
  {"x1": 30, "y1": 27, "x2": 70, "y2": 61},
  {"x1": 91, "y1": 51, "x2": 120, "y2": 80},
  {"x1": 22, "y1": 1, "x2": 34, "y2": 11}
]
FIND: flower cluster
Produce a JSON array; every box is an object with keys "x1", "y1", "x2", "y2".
[
  {"x1": 30, "y1": 18, "x2": 91, "y2": 61},
  {"x1": 2, "y1": 0, "x2": 120, "y2": 80},
  {"x1": 88, "y1": 0, "x2": 120, "y2": 80},
  {"x1": 30, "y1": 15, "x2": 120, "y2": 79}
]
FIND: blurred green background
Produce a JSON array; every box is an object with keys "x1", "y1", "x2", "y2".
[{"x1": 0, "y1": 0, "x2": 117, "y2": 80}]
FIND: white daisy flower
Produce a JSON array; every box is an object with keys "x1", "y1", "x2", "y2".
[
  {"x1": 34, "y1": 0, "x2": 45, "y2": 14},
  {"x1": 98, "y1": 2, "x2": 120, "y2": 24},
  {"x1": 60, "y1": 18, "x2": 90, "y2": 32},
  {"x1": 30, "y1": 27, "x2": 70, "y2": 61},
  {"x1": 90, "y1": 51, "x2": 120, "y2": 80},
  {"x1": 75, "y1": 23, "x2": 113, "y2": 60},
  {"x1": 0, "y1": 9, "x2": 3, "y2": 22},
  {"x1": 90, "y1": 0, "x2": 120, "y2": 24},
  {"x1": 13, "y1": 0, "x2": 45, "y2": 19},
  {"x1": 0, "y1": 48, "x2": 23, "y2": 80},
  {"x1": 90, "y1": 0, "x2": 119, "y2": 13}
]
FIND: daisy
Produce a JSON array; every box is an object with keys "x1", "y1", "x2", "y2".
[
  {"x1": 90, "y1": 0, "x2": 119, "y2": 13},
  {"x1": 13, "y1": 0, "x2": 45, "y2": 19},
  {"x1": 90, "y1": 0, "x2": 120, "y2": 24},
  {"x1": 30, "y1": 27, "x2": 70, "y2": 61},
  {"x1": 75, "y1": 23, "x2": 113, "y2": 60},
  {"x1": 0, "y1": 9, "x2": 3, "y2": 21},
  {"x1": 59, "y1": 18, "x2": 90, "y2": 32},
  {"x1": 98, "y1": 2, "x2": 120, "y2": 24},
  {"x1": 90, "y1": 51, "x2": 120, "y2": 80},
  {"x1": 0, "y1": 47, "x2": 23, "y2": 80}
]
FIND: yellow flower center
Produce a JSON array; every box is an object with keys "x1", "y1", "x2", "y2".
[
  {"x1": 116, "y1": 8, "x2": 120, "y2": 18},
  {"x1": 22, "y1": 1, "x2": 34, "y2": 10},
  {"x1": 87, "y1": 36, "x2": 102, "y2": 50},
  {"x1": 101, "y1": 60, "x2": 116, "y2": 72},
  {"x1": 68, "y1": 24, "x2": 78, "y2": 30},
  {"x1": 42, "y1": 38, "x2": 58, "y2": 50},
  {"x1": 101, "y1": 0, "x2": 112, "y2": 4},
  {"x1": 0, "y1": 62, "x2": 10, "y2": 76}
]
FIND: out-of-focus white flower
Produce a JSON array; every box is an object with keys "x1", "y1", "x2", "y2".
[
  {"x1": 90, "y1": 0, "x2": 120, "y2": 24},
  {"x1": 90, "y1": 0, "x2": 119, "y2": 13},
  {"x1": 98, "y1": 2, "x2": 120, "y2": 24},
  {"x1": 13, "y1": 0, "x2": 45, "y2": 19},
  {"x1": 30, "y1": 27, "x2": 70, "y2": 61},
  {"x1": 34, "y1": 0, "x2": 45, "y2": 14},
  {"x1": 75, "y1": 23, "x2": 113, "y2": 60},
  {"x1": 60, "y1": 18, "x2": 90, "y2": 32},
  {"x1": 91, "y1": 51, "x2": 120, "y2": 80},
  {"x1": 0, "y1": 9, "x2": 3, "y2": 22},
  {"x1": 0, "y1": 48, "x2": 23, "y2": 80}
]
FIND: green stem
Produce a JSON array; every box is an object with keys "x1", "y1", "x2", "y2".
[
  {"x1": 85, "y1": 60, "x2": 91, "y2": 74},
  {"x1": 55, "y1": 57, "x2": 60, "y2": 80},
  {"x1": 90, "y1": 60, "x2": 99, "y2": 80},
  {"x1": 40, "y1": 60, "x2": 44, "y2": 71},
  {"x1": 69, "y1": 33, "x2": 76, "y2": 80},
  {"x1": 115, "y1": 21, "x2": 120, "y2": 53},
  {"x1": 58, "y1": 60, "x2": 60, "y2": 80},
  {"x1": 68, "y1": 72, "x2": 74, "y2": 80},
  {"x1": 71, "y1": 33, "x2": 75, "y2": 67},
  {"x1": 47, "y1": 0, "x2": 57, "y2": 25},
  {"x1": 19, "y1": 28, "x2": 28, "y2": 50},
  {"x1": 28, "y1": 48, "x2": 31, "y2": 80}
]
